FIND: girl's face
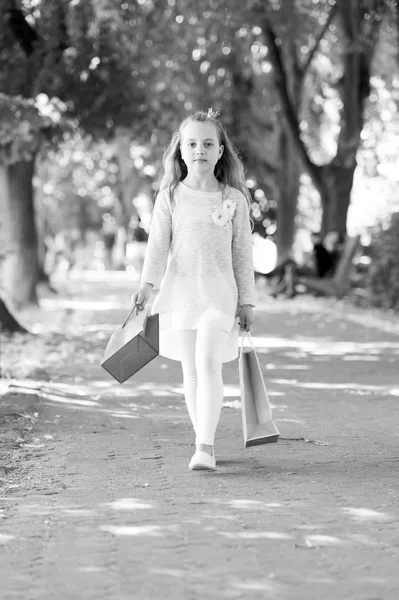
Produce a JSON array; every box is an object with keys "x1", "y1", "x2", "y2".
[{"x1": 180, "y1": 121, "x2": 224, "y2": 175}]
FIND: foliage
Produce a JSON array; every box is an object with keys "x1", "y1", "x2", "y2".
[
  {"x1": 35, "y1": 134, "x2": 120, "y2": 235},
  {"x1": 367, "y1": 214, "x2": 399, "y2": 311},
  {"x1": 1, "y1": 0, "x2": 399, "y2": 243},
  {"x1": 0, "y1": 93, "x2": 71, "y2": 164}
]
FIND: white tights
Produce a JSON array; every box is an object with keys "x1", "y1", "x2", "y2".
[{"x1": 177, "y1": 326, "x2": 229, "y2": 446}]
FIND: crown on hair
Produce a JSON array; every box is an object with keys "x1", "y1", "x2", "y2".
[{"x1": 207, "y1": 107, "x2": 220, "y2": 119}]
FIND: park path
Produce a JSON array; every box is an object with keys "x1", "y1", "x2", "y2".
[{"x1": 1, "y1": 271, "x2": 399, "y2": 600}]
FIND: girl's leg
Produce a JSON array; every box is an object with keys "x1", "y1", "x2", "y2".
[
  {"x1": 195, "y1": 325, "x2": 229, "y2": 451},
  {"x1": 177, "y1": 330, "x2": 198, "y2": 435}
]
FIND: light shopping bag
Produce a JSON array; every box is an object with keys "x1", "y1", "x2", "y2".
[
  {"x1": 239, "y1": 332, "x2": 280, "y2": 448},
  {"x1": 101, "y1": 307, "x2": 159, "y2": 383}
]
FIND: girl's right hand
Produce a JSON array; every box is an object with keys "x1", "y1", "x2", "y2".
[{"x1": 131, "y1": 283, "x2": 153, "y2": 315}]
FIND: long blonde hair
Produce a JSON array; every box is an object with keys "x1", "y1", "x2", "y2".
[{"x1": 157, "y1": 111, "x2": 251, "y2": 206}]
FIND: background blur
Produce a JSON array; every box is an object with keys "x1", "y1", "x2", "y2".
[{"x1": 1, "y1": 0, "x2": 399, "y2": 317}]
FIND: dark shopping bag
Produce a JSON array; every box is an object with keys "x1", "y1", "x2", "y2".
[
  {"x1": 101, "y1": 308, "x2": 159, "y2": 383},
  {"x1": 239, "y1": 332, "x2": 280, "y2": 448}
]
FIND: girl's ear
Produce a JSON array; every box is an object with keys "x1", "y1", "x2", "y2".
[{"x1": 219, "y1": 144, "x2": 224, "y2": 158}]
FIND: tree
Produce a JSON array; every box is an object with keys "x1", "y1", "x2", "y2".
[
  {"x1": 0, "y1": 92, "x2": 68, "y2": 308},
  {"x1": 0, "y1": 298, "x2": 27, "y2": 333},
  {"x1": 259, "y1": 0, "x2": 389, "y2": 235},
  {"x1": 0, "y1": 0, "x2": 71, "y2": 308}
]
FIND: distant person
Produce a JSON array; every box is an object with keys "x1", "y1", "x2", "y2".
[
  {"x1": 265, "y1": 231, "x2": 343, "y2": 297},
  {"x1": 323, "y1": 231, "x2": 344, "y2": 275},
  {"x1": 129, "y1": 216, "x2": 148, "y2": 275},
  {"x1": 102, "y1": 220, "x2": 117, "y2": 269},
  {"x1": 48, "y1": 231, "x2": 74, "y2": 274},
  {"x1": 131, "y1": 110, "x2": 255, "y2": 472},
  {"x1": 131, "y1": 217, "x2": 148, "y2": 243}
]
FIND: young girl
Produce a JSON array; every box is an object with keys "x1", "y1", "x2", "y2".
[{"x1": 132, "y1": 110, "x2": 256, "y2": 471}]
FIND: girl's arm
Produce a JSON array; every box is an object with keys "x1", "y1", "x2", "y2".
[
  {"x1": 140, "y1": 189, "x2": 172, "y2": 291},
  {"x1": 232, "y1": 193, "x2": 256, "y2": 307}
]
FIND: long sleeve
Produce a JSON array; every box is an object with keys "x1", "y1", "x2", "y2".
[
  {"x1": 232, "y1": 193, "x2": 256, "y2": 307},
  {"x1": 140, "y1": 189, "x2": 172, "y2": 291}
]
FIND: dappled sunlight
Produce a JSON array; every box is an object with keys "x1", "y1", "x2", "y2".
[
  {"x1": 149, "y1": 568, "x2": 185, "y2": 578},
  {"x1": 223, "y1": 396, "x2": 286, "y2": 410},
  {"x1": 233, "y1": 579, "x2": 281, "y2": 594},
  {"x1": 34, "y1": 392, "x2": 99, "y2": 407},
  {"x1": 211, "y1": 499, "x2": 283, "y2": 510},
  {"x1": 18, "y1": 504, "x2": 81, "y2": 515},
  {"x1": 222, "y1": 384, "x2": 241, "y2": 397},
  {"x1": 77, "y1": 567, "x2": 105, "y2": 573},
  {"x1": 182, "y1": 519, "x2": 202, "y2": 525},
  {"x1": 0, "y1": 381, "x2": 10, "y2": 396},
  {"x1": 120, "y1": 402, "x2": 151, "y2": 411},
  {"x1": 343, "y1": 355, "x2": 380, "y2": 361},
  {"x1": 282, "y1": 351, "x2": 309, "y2": 359},
  {"x1": 342, "y1": 508, "x2": 394, "y2": 522},
  {"x1": 67, "y1": 270, "x2": 140, "y2": 283},
  {"x1": 41, "y1": 298, "x2": 127, "y2": 311},
  {"x1": 276, "y1": 418, "x2": 306, "y2": 424},
  {"x1": 4, "y1": 382, "x2": 101, "y2": 407},
  {"x1": 270, "y1": 379, "x2": 398, "y2": 395},
  {"x1": 346, "y1": 533, "x2": 381, "y2": 547},
  {"x1": 107, "y1": 382, "x2": 178, "y2": 398},
  {"x1": 100, "y1": 524, "x2": 178, "y2": 537},
  {"x1": 108, "y1": 412, "x2": 139, "y2": 419},
  {"x1": 104, "y1": 498, "x2": 154, "y2": 510},
  {"x1": 91, "y1": 380, "x2": 119, "y2": 389},
  {"x1": 252, "y1": 336, "x2": 399, "y2": 354},
  {"x1": 3, "y1": 379, "x2": 198, "y2": 420},
  {"x1": 200, "y1": 513, "x2": 239, "y2": 522},
  {"x1": 62, "y1": 509, "x2": 96, "y2": 517},
  {"x1": 222, "y1": 399, "x2": 241, "y2": 409},
  {"x1": 6, "y1": 380, "x2": 102, "y2": 398},
  {"x1": 80, "y1": 324, "x2": 118, "y2": 333},
  {"x1": 0, "y1": 534, "x2": 15, "y2": 544},
  {"x1": 303, "y1": 534, "x2": 346, "y2": 547},
  {"x1": 294, "y1": 524, "x2": 324, "y2": 531},
  {"x1": 219, "y1": 531, "x2": 293, "y2": 540},
  {"x1": 266, "y1": 363, "x2": 310, "y2": 370}
]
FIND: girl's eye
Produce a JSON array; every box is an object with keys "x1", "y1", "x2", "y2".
[
  {"x1": 188, "y1": 142, "x2": 196, "y2": 147},
  {"x1": 205, "y1": 142, "x2": 213, "y2": 147}
]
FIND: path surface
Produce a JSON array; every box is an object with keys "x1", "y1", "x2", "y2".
[{"x1": 1, "y1": 272, "x2": 399, "y2": 600}]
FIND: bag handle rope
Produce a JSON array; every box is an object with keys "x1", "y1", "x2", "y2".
[
  {"x1": 121, "y1": 305, "x2": 148, "y2": 328},
  {"x1": 240, "y1": 330, "x2": 255, "y2": 353}
]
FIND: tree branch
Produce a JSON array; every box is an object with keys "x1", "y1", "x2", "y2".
[
  {"x1": 4, "y1": 7, "x2": 40, "y2": 57},
  {"x1": 261, "y1": 15, "x2": 324, "y2": 194},
  {"x1": 0, "y1": 297, "x2": 28, "y2": 333},
  {"x1": 301, "y1": 3, "x2": 338, "y2": 77}
]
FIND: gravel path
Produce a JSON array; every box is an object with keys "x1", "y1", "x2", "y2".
[{"x1": 1, "y1": 272, "x2": 399, "y2": 600}]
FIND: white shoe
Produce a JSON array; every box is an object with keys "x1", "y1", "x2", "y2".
[{"x1": 189, "y1": 450, "x2": 216, "y2": 471}]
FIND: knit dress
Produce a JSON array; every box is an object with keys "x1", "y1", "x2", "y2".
[{"x1": 140, "y1": 182, "x2": 256, "y2": 363}]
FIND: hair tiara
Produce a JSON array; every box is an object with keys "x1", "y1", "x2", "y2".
[{"x1": 207, "y1": 107, "x2": 220, "y2": 119}]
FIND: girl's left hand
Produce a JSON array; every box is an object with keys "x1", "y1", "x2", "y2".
[{"x1": 239, "y1": 305, "x2": 255, "y2": 332}]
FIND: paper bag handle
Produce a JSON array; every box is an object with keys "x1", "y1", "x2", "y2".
[
  {"x1": 240, "y1": 331, "x2": 255, "y2": 353},
  {"x1": 121, "y1": 306, "x2": 148, "y2": 329}
]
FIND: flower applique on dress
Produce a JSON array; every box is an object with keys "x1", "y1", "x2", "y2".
[{"x1": 210, "y1": 197, "x2": 236, "y2": 229}]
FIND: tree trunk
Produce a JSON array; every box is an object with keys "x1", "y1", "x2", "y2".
[
  {"x1": 276, "y1": 130, "x2": 300, "y2": 259},
  {"x1": 0, "y1": 159, "x2": 39, "y2": 310},
  {"x1": 114, "y1": 127, "x2": 140, "y2": 270},
  {"x1": 0, "y1": 297, "x2": 28, "y2": 333},
  {"x1": 318, "y1": 1, "x2": 376, "y2": 234},
  {"x1": 274, "y1": 35, "x2": 302, "y2": 260},
  {"x1": 319, "y1": 161, "x2": 357, "y2": 235},
  {"x1": 260, "y1": 1, "x2": 379, "y2": 237}
]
